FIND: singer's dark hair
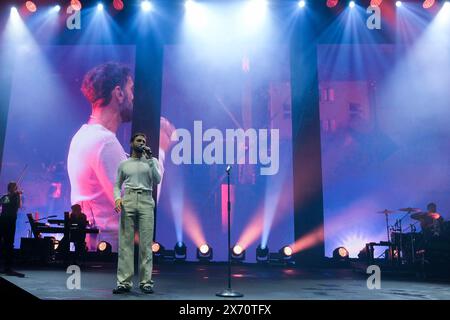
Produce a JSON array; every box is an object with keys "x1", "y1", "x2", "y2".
[
  {"x1": 130, "y1": 132, "x2": 147, "y2": 143},
  {"x1": 81, "y1": 62, "x2": 132, "y2": 107}
]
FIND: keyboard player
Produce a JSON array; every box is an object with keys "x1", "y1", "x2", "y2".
[{"x1": 58, "y1": 204, "x2": 89, "y2": 264}]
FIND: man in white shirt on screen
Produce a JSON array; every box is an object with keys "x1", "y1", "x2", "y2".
[{"x1": 67, "y1": 62, "x2": 133, "y2": 252}]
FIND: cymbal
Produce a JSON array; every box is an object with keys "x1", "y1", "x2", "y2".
[
  {"x1": 377, "y1": 209, "x2": 396, "y2": 214},
  {"x1": 398, "y1": 207, "x2": 421, "y2": 213}
]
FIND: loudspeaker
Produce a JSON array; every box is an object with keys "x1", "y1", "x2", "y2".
[{"x1": 20, "y1": 237, "x2": 54, "y2": 263}]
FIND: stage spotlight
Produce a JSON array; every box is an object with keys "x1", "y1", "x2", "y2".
[
  {"x1": 349, "y1": 1, "x2": 355, "y2": 8},
  {"x1": 141, "y1": 0, "x2": 153, "y2": 12},
  {"x1": 174, "y1": 241, "x2": 187, "y2": 261},
  {"x1": 52, "y1": 5, "x2": 61, "y2": 13},
  {"x1": 152, "y1": 242, "x2": 170, "y2": 261},
  {"x1": 333, "y1": 247, "x2": 349, "y2": 260},
  {"x1": 152, "y1": 242, "x2": 162, "y2": 254},
  {"x1": 423, "y1": 0, "x2": 436, "y2": 9},
  {"x1": 232, "y1": 244, "x2": 243, "y2": 256},
  {"x1": 25, "y1": 1, "x2": 37, "y2": 13},
  {"x1": 70, "y1": 0, "x2": 82, "y2": 11},
  {"x1": 396, "y1": 1, "x2": 402, "y2": 7},
  {"x1": 97, "y1": 241, "x2": 112, "y2": 254},
  {"x1": 256, "y1": 244, "x2": 269, "y2": 263},
  {"x1": 231, "y1": 244, "x2": 246, "y2": 262},
  {"x1": 113, "y1": 0, "x2": 124, "y2": 11},
  {"x1": 199, "y1": 244, "x2": 210, "y2": 255},
  {"x1": 185, "y1": 0, "x2": 194, "y2": 9},
  {"x1": 196, "y1": 243, "x2": 213, "y2": 261},
  {"x1": 281, "y1": 245, "x2": 293, "y2": 258},
  {"x1": 97, "y1": 3, "x2": 104, "y2": 11},
  {"x1": 10, "y1": 6, "x2": 19, "y2": 17},
  {"x1": 278, "y1": 246, "x2": 294, "y2": 263},
  {"x1": 298, "y1": 1, "x2": 306, "y2": 8},
  {"x1": 370, "y1": 0, "x2": 383, "y2": 7},
  {"x1": 326, "y1": 0, "x2": 339, "y2": 8}
]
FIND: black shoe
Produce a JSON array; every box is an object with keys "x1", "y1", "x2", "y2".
[
  {"x1": 112, "y1": 286, "x2": 130, "y2": 294},
  {"x1": 140, "y1": 285, "x2": 154, "y2": 294},
  {"x1": 5, "y1": 270, "x2": 25, "y2": 278}
]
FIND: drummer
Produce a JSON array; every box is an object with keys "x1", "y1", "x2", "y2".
[{"x1": 411, "y1": 202, "x2": 444, "y2": 237}]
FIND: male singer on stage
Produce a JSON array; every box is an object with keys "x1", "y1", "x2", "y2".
[{"x1": 112, "y1": 133, "x2": 161, "y2": 294}]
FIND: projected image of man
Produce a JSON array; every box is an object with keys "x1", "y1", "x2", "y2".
[{"x1": 67, "y1": 62, "x2": 133, "y2": 251}]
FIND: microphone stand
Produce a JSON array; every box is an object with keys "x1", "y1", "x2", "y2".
[{"x1": 216, "y1": 166, "x2": 243, "y2": 298}]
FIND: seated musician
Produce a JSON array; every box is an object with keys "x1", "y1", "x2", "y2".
[
  {"x1": 411, "y1": 202, "x2": 444, "y2": 238},
  {"x1": 58, "y1": 204, "x2": 88, "y2": 264},
  {"x1": 70, "y1": 204, "x2": 89, "y2": 254}
]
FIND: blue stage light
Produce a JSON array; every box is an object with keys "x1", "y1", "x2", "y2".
[
  {"x1": 256, "y1": 244, "x2": 269, "y2": 263},
  {"x1": 174, "y1": 241, "x2": 187, "y2": 260},
  {"x1": 10, "y1": 6, "x2": 19, "y2": 17},
  {"x1": 141, "y1": 0, "x2": 153, "y2": 12}
]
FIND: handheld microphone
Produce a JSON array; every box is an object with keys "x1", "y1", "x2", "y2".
[
  {"x1": 226, "y1": 165, "x2": 231, "y2": 173},
  {"x1": 144, "y1": 146, "x2": 152, "y2": 155},
  {"x1": 139, "y1": 145, "x2": 152, "y2": 156}
]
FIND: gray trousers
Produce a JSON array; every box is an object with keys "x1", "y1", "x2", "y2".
[{"x1": 117, "y1": 189, "x2": 154, "y2": 288}]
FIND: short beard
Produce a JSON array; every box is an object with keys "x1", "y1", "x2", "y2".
[
  {"x1": 119, "y1": 98, "x2": 133, "y2": 123},
  {"x1": 133, "y1": 145, "x2": 144, "y2": 153}
]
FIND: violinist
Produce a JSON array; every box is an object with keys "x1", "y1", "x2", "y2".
[{"x1": 0, "y1": 181, "x2": 25, "y2": 277}]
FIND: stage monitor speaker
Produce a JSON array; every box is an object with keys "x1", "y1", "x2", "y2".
[{"x1": 20, "y1": 237, "x2": 54, "y2": 263}]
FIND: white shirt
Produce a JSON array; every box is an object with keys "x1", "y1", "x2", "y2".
[
  {"x1": 114, "y1": 156, "x2": 162, "y2": 201},
  {"x1": 67, "y1": 124, "x2": 127, "y2": 241}
]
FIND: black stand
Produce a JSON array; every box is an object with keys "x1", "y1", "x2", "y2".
[{"x1": 216, "y1": 166, "x2": 243, "y2": 298}]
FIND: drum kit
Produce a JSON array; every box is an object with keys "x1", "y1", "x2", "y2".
[{"x1": 376, "y1": 207, "x2": 425, "y2": 264}]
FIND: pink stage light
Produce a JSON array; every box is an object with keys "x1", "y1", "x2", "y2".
[
  {"x1": 113, "y1": 0, "x2": 124, "y2": 11},
  {"x1": 370, "y1": 0, "x2": 383, "y2": 7},
  {"x1": 182, "y1": 205, "x2": 207, "y2": 248},
  {"x1": 326, "y1": 0, "x2": 339, "y2": 8},
  {"x1": 70, "y1": 0, "x2": 82, "y2": 11},
  {"x1": 25, "y1": 1, "x2": 37, "y2": 13},
  {"x1": 423, "y1": 0, "x2": 436, "y2": 9}
]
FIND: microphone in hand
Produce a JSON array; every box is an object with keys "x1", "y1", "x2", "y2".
[{"x1": 142, "y1": 145, "x2": 152, "y2": 157}]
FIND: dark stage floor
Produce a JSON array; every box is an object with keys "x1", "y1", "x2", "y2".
[{"x1": 1, "y1": 262, "x2": 450, "y2": 300}]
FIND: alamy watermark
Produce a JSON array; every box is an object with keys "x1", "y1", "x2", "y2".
[
  {"x1": 367, "y1": 6, "x2": 382, "y2": 30},
  {"x1": 366, "y1": 265, "x2": 381, "y2": 290},
  {"x1": 64, "y1": 5, "x2": 382, "y2": 31},
  {"x1": 170, "y1": 121, "x2": 280, "y2": 176},
  {"x1": 66, "y1": 265, "x2": 81, "y2": 290},
  {"x1": 66, "y1": 6, "x2": 81, "y2": 30}
]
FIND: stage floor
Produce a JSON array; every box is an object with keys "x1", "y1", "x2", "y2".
[{"x1": 1, "y1": 263, "x2": 450, "y2": 300}]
